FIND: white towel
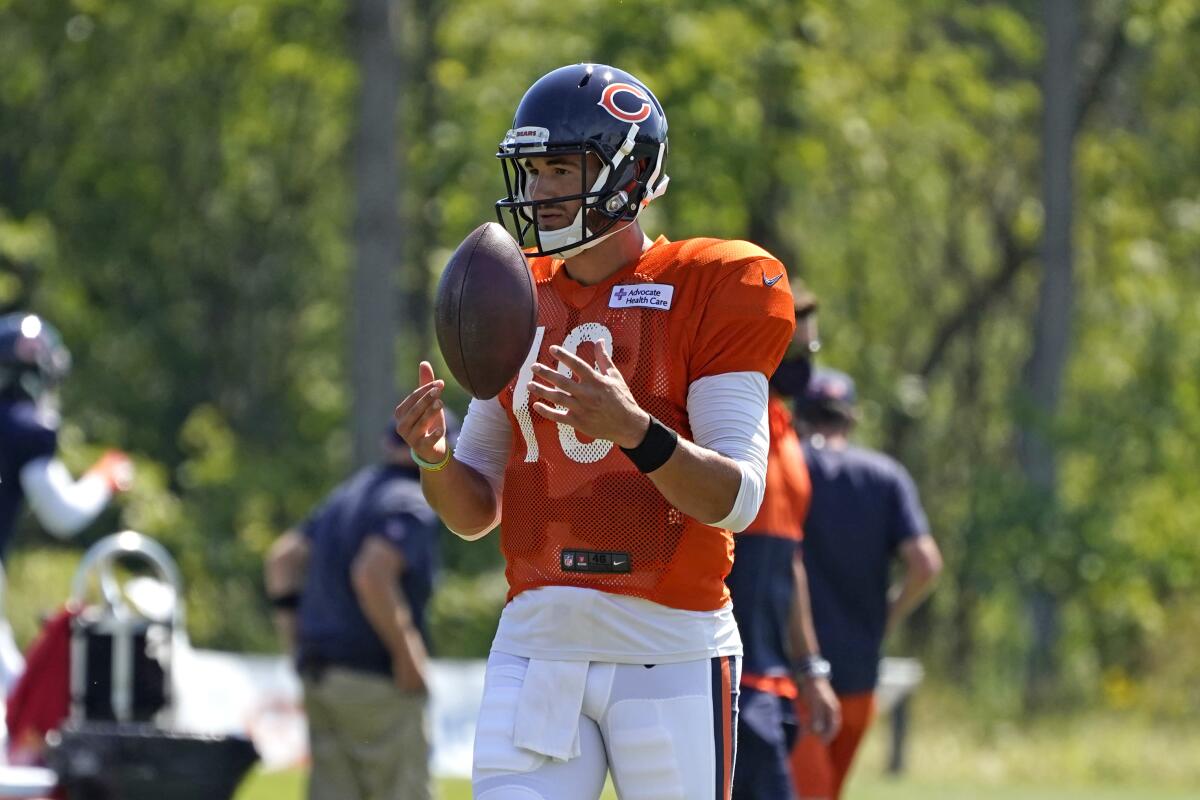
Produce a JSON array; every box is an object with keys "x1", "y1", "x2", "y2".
[{"x1": 512, "y1": 658, "x2": 589, "y2": 761}]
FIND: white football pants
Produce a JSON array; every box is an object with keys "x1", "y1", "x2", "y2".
[{"x1": 472, "y1": 651, "x2": 740, "y2": 800}]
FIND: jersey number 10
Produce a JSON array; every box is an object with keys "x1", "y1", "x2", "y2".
[{"x1": 512, "y1": 323, "x2": 616, "y2": 465}]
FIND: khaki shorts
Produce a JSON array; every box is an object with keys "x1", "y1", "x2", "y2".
[{"x1": 303, "y1": 667, "x2": 432, "y2": 800}]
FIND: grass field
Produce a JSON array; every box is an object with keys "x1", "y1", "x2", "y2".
[
  {"x1": 236, "y1": 690, "x2": 1200, "y2": 799},
  {"x1": 235, "y1": 772, "x2": 612, "y2": 799},
  {"x1": 236, "y1": 719, "x2": 1200, "y2": 800},
  {"x1": 236, "y1": 771, "x2": 1200, "y2": 800}
]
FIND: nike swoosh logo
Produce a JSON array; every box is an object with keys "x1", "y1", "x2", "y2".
[{"x1": 763, "y1": 273, "x2": 784, "y2": 287}]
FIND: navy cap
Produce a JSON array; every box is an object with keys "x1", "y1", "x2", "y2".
[
  {"x1": 805, "y1": 367, "x2": 856, "y2": 408},
  {"x1": 791, "y1": 278, "x2": 819, "y2": 317},
  {"x1": 798, "y1": 367, "x2": 857, "y2": 424}
]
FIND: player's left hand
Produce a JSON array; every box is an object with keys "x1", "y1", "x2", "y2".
[
  {"x1": 88, "y1": 449, "x2": 134, "y2": 493},
  {"x1": 529, "y1": 342, "x2": 650, "y2": 449},
  {"x1": 800, "y1": 676, "x2": 842, "y2": 744}
]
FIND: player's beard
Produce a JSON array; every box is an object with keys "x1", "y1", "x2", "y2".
[{"x1": 769, "y1": 355, "x2": 812, "y2": 398}]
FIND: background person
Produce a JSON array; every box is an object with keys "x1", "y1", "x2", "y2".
[
  {"x1": 789, "y1": 367, "x2": 943, "y2": 800},
  {"x1": 264, "y1": 418, "x2": 453, "y2": 800},
  {"x1": 0, "y1": 311, "x2": 133, "y2": 560},
  {"x1": 728, "y1": 285, "x2": 840, "y2": 799},
  {"x1": 0, "y1": 310, "x2": 134, "y2": 760}
]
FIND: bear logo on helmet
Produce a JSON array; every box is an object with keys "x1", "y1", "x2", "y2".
[{"x1": 597, "y1": 82, "x2": 653, "y2": 124}]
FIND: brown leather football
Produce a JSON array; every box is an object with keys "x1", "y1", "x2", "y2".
[{"x1": 435, "y1": 222, "x2": 538, "y2": 399}]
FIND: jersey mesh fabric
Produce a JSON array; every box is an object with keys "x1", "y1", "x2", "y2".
[
  {"x1": 741, "y1": 397, "x2": 808, "y2": 543},
  {"x1": 497, "y1": 237, "x2": 796, "y2": 612}
]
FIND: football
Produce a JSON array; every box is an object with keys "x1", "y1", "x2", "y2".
[{"x1": 434, "y1": 222, "x2": 538, "y2": 399}]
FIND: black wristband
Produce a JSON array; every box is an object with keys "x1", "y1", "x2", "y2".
[
  {"x1": 620, "y1": 415, "x2": 678, "y2": 473},
  {"x1": 269, "y1": 592, "x2": 302, "y2": 611}
]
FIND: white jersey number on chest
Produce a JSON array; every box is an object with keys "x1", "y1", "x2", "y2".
[{"x1": 513, "y1": 323, "x2": 616, "y2": 465}]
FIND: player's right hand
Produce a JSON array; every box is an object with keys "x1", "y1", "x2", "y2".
[
  {"x1": 800, "y1": 676, "x2": 842, "y2": 744},
  {"x1": 393, "y1": 361, "x2": 448, "y2": 464},
  {"x1": 393, "y1": 653, "x2": 428, "y2": 695},
  {"x1": 88, "y1": 449, "x2": 134, "y2": 493}
]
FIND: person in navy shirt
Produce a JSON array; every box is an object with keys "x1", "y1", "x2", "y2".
[
  {"x1": 264, "y1": 416, "x2": 455, "y2": 800},
  {"x1": 790, "y1": 368, "x2": 943, "y2": 800},
  {"x1": 0, "y1": 312, "x2": 133, "y2": 560},
  {"x1": 729, "y1": 284, "x2": 839, "y2": 800}
]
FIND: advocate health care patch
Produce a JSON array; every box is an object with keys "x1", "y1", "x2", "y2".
[{"x1": 609, "y1": 283, "x2": 674, "y2": 310}]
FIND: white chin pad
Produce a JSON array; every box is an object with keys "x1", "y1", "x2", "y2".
[{"x1": 536, "y1": 205, "x2": 591, "y2": 257}]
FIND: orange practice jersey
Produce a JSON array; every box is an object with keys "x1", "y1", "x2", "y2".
[
  {"x1": 496, "y1": 237, "x2": 796, "y2": 612},
  {"x1": 730, "y1": 395, "x2": 813, "y2": 697},
  {"x1": 743, "y1": 396, "x2": 811, "y2": 543}
]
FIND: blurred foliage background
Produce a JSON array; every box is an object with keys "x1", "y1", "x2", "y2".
[{"x1": 2, "y1": 0, "x2": 1198, "y2": 761}]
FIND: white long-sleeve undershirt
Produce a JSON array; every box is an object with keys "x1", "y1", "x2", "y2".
[
  {"x1": 18, "y1": 457, "x2": 113, "y2": 538},
  {"x1": 685, "y1": 371, "x2": 770, "y2": 532}
]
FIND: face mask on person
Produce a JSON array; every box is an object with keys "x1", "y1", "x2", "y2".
[{"x1": 769, "y1": 354, "x2": 812, "y2": 398}]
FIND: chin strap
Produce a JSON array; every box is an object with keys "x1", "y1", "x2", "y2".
[{"x1": 641, "y1": 141, "x2": 670, "y2": 206}]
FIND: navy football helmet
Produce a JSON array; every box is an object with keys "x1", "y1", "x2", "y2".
[
  {"x1": 496, "y1": 63, "x2": 670, "y2": 258},
  {"x1": 0, "y1": 312, "x2": 71, "y2": 401}
]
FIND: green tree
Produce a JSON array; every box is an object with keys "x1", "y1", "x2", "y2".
[{"x1": 1, "y1": 0, "x2": 1197, "y2": 721}]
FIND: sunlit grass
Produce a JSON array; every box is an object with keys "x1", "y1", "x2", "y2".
[
  {"x1": 236, "y1": 773, "x2": 611, "y2": 799},
  {"x1": 854, "y1": 689, "x2": 1200, "y2": 790},
  {"x1": 235, "y1": 690, "x2": 1200, "y2": 798},
  {"x1": 238, "y1": 703, "x2": 1200, "y2": 800},
  {"x1": 238, "y1": 770, "x2": 1199, "y2": 800}
]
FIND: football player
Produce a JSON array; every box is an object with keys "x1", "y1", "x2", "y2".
[
  {"x1": 394, "y1": 64, "x2": 795, "y2": 799},
  {"x1": 0, "y1": 312, "x2": 132, "y2": 559},
  {"x1": 728, "y1": 285, "x2": 840, "y2": 799},
  {"x1": 790, "y1": 368, "x2": 943, "y2": 800}
]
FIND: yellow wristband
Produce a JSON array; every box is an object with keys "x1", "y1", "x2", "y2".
[{"x1": 411, "y1": 448, "x2": 452, "y2": 472}]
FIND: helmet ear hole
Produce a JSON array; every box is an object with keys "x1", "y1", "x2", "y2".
[{"x1": 604, "y1": 191, "x2": 629, "y2": 215}]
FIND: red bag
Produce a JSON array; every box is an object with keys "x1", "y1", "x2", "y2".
[{"x1": 5, "y1": 607, "x2": 75, "y2": 766}]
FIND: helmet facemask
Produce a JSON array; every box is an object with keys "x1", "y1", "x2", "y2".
[{"x1": 496, "y1": 123, "x2": 668, "y2": 258}]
